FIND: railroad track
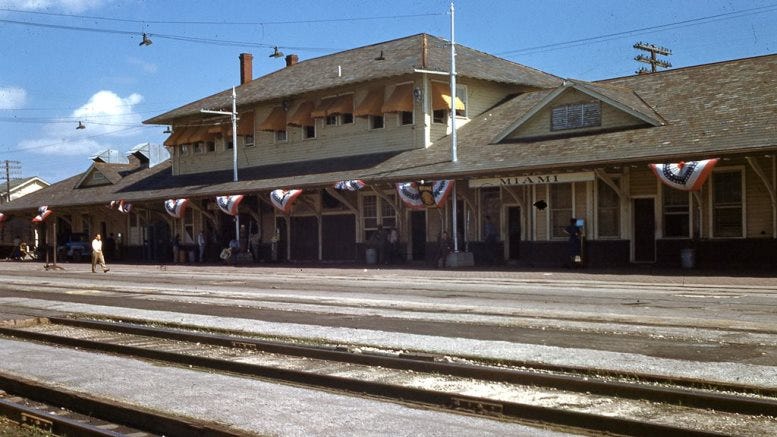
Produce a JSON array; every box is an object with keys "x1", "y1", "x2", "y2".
[{"x1": 1, "y1": 317, "x2": 776, "y2": 436}]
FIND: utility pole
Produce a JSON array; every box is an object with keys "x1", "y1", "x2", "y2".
[
  {"x1": 1, "y1": 160, "x2": 22, "y2": 203},
  {"x1": 634, "y1": 42, "x2": 672, "y2": 74}
]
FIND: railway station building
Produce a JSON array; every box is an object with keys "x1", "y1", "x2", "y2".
[{"x1": 2, "y1": 34, "x2": 776, "y2": 269}]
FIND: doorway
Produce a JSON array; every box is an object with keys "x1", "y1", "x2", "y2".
[
  {"x1": 410, "y1": 211, "x2": 426, "y2": 261},
  {"x1": 633, "y1": 198, "x2": 656, "y2": 262},
  {"x1": 507, "y1": 206, "x2": 521, "y2": 260}
]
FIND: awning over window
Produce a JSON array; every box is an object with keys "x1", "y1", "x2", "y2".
[
  {"x1": 207, "y1": 125, "x2": 224, "y2": 135},
  {"x1": 287, "y1": 101, "x2": 315, "y2": 126},
  {"x1": 311, "y1": 95, "x2": 353, "y2": 118},
  {"x1": 237, "y1": 111, "x2": 254, "y2": 136},
  {"x1": 258, "y1": 107, "x2": 287, "y2": 132},
  {"x1": 163, "y1": 127, "x2": 186, "y2": 146},
  {"x1": 354, "y1": 88, "x2": 385, "y2": 117},
  {"x1": 179, "y1": 125, "x2": 210, "y2": 144},
  {"x1": 432, "y1": 82, "x2": 465, "y2": 111},
  {"x1": 381, "y1": 83, "x2": 413, "y2": 113}
]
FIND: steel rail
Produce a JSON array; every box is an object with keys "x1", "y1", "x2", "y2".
[
  {"x1": 0, "y1": 321, "x2": 758, "y2": 436},
  {"x1": 0, "y1": 397, "x2": 126, "y2": 437},
  {"x1": 49, "y1": 317, "x2": 777, "y2": 414},
  {"x1": 0, "y1": 371, "x2": 243, "y2": 437}
]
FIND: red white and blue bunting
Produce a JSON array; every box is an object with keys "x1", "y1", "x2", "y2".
[
  {"x1": 32, "y1": 205, "x2": 52, "y2": 223},
  {"x1": 108, "y1": 200, "x2": 132, "y2": 213},
  {"x1": 396, "y1": 180, "x2": 455, "y2": 209},
  {"x1": 164, "y1": 198, "x2": 189, "y2": 218},
  {"x1": 334, "y1": 179, "x2": 366, "y2": 191},
  {"x1": 270, "y1": 189, "x2": 303, "y2": 214},
  {"x1": 0, "y1": 212, "x2": 6, "y2": 223},
  {"x1": 216, "y1": 195, "x2": 244, "y2": 216},
  {"x1": 649, "y1": 158, "x2": 719, "y2": 191}
]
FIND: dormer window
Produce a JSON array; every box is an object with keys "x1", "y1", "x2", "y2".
[{"x1": 551, "y1": 102, "x2": 601, "y2": 131}]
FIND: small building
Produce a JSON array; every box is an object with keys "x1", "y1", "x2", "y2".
[{"x1": 2, "y1": 34, "x2": 776, "y2": 269}]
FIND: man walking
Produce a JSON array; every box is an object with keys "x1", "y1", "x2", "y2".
[{"x1": 91, "y1": 233, "x2": 110, "y2": 273}]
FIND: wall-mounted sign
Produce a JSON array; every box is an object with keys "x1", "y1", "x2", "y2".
[{"x1": 469, "y1": 171, "x2": 595, "y2": 188}]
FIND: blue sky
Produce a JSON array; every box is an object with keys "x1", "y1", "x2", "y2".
[{"x1": 1, "y1": 0, "x2": 776, "y2": 183}]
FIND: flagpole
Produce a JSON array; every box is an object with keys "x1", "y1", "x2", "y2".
[{"x1": 450, "y1": 1, "x2": 459, "y2": 253}]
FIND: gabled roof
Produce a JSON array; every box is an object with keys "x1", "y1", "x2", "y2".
[
  {"x1": 376, "y1": 53, "x2": 777, "y2": 179},
  {"x1": 493, "y1": 80, "x2": 665, "y2": 143},
  {"x1": 144, "y1": 34, "x2": 562, "y2": 125},
  {"x1": 0, "y1": 177, "x2": 49, "y2": 196}
]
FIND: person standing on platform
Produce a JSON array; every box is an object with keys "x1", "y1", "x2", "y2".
[
  {"x1": 197, "y1": 230, "x2": 207, "y2": 262},
  {"x1": 563, "y1": 218, "x2": 582, "y2": 267},
  {"x1": 91, "y1": 234, "x2": 109, "y2": 273},
  {"x1": 483, "y1": 216, "x2": 498, "y2": 264}
]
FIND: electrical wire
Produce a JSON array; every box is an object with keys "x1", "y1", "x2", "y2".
[{"x1": 498, "y1": 3, "x2": 777, "y2": 56}]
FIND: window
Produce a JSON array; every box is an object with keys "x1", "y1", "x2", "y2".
[
  {"x1": 180, "y1": 144, "x2": 189, "y2": 155},
  {"x1": 244, "y1": 135, "x2": 255, "y2": 148},
  {"x1": 455, "y1": 85, "x2": 467, "y2": 118},
  {"x1": 433, "y1": 109, "x2": 446, "y2": 124},
  {"x1": 341, "y1": 113, "x2": 354, "y2": 124},
  {"x1": 551, "y1": 102, "x2": 601, "y2": 131},
  {"x1": 550, "y1": 183, "x2": 573, "y2": 238},
  {"x1": 598, "y1": 180, "x2": 620, "y2": 238},
  {"x1": 362, "y1": 193, "x2": 396, "y2": 241},
  {"x1": 663, "y1": 185, "x2": 689, "y2": 237},
  {"x1": 206, "y1": 141, "x2": 216, "y2": 153},
  {"x1": 275, "y1": 130, "x2": 287, "y2": 142},
  {"x1": 226, "y1": 139, "x2": 233, "y2": 150},
  {"x1": 712, "y1": 170, "x2": 743, "y2": 237},
  {"x1": 193, "y1": 142, "x2": 203, "y2": 154},
  {"x1": 400, "y1": 111, "x2": 413, "y2": 125},
  {"x1": 370, "y1": 115, "x2": 384, "y2": 130},
  {"x1": 304, "y1": 124, "x2": 316, "y2": 139},
  {"x1": 325, "y1": 114, "x2": 338, "y2": 126}
]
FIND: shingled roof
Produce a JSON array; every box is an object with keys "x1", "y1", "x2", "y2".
[
  {"x1": 144, "y1": 33, "x2": 562, "y2": 125},
  {"x1": 370, "y1": 53, "x2": 777, "y2": 179}
]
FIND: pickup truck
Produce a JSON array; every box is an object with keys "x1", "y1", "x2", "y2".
[{"x1": 59, "y1": 233, "x2": 91, "y2": 261}]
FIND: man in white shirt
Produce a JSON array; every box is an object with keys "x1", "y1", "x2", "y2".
[{"x1": 91, "y1": 234, "x2": 110, "y2": 273}]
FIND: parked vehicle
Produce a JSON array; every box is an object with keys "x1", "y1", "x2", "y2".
[{"x1": 58, "y1": 233, "x2": 91, "y2": 261}]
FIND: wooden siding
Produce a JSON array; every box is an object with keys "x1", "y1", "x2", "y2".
[{"x1": 507, "y1": 88, "x2": 647, "y2": 140}]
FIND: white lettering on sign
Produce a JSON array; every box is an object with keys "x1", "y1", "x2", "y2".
[{"x1": 469, "y1": 171, "x2": 595, "y2": 188}]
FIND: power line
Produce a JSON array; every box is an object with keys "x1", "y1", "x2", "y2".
[
  {"x1": 0, "y1": 8, "x2": 443, "y2": 26},
  {"x1": 0, "y1": 18, "x2": 337, "y2": 51},
  {"x1": 2, "y1": 125, "x2": 150, "y2": 154},
  {"x1": 498, "y1": 3, "x2": 777, "y2": 56}
]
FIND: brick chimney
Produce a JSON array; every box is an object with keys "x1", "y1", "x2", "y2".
[
  {"x1": 239, "y1": 53, "x2": 253, "y2": 84},
  {"x1": 285, "y1": 54, "x2": 298, "y2": 67}
]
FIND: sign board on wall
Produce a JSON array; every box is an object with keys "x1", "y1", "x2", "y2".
[{"x1": 468, "y1": 171, "x2": 595, "y2": 188}]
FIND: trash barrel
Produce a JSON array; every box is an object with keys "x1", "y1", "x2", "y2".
[{"x1": 680, "y1": 248, "x2": 695, "y2": 269}]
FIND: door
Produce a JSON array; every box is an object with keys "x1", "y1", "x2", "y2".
[
  {"x1": 410, "y1": 211, "x2": 426, "y2": 261},
  {"x1": 633, "y1": 198, "x2": 656, "y2": 262},
  {"x1": 290, "y1": 216, "x2": 319, "y2": 261},
  {"x1": 322, "y1": 215, "x2": 356, "y2": 261},
  {"x1": 507, "y1": 206, "x2": 521, "y2": 260}
]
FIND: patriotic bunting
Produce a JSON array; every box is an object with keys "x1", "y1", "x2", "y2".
[
  {"x1": 649, "y1": 158, "x2": 719, "y2": 191},
  {"x1": 108, "y1": 200, "x2": 132, "y2": 213},
  {"x1": 164, "y1": 198, "x2": 189, "y2": 218},
  {"x1": 0, "y1": 212, "x2": 6, "y2": 223},
  {"x1": 216, "y1": 195, "x2": 244, "y2": 216},
  {"x1": 334, "y1": 179, "x2": 366, "y2": 191},
  {"x1": 270, "y1": 189, "x2": 303, "y2": 214},
  {"x1": 32, "y1": 206, "x2": 52, "y2": 222},
  {"x1": 396, "y1": 180, "x2": 455, "y2": 209}
]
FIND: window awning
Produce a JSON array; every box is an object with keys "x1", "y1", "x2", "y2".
[
  {"x1": 354, "y1": 88, "x2": 385, "y2": 117},
  {"x1": 237, "y1": 111, "x2": 254, "y2": 136},
  {"x1": 163, "y1": 127, "x2": 186, "y2": 146},
  {"x1": 258, "y1": 107, "x2": 287, "y2": 132},
  {"x1": 432, "y1": 82, "x2": 465, "y2": 111},
  {"x1": 311, "y1": 98, "x2": 336, "y2": 118},
  {"x1": 381, "y1": 83, "x2": 413, "y2": 113},
  {"x1": 287, "y1": 101, "x2": 315, "y2": 126},
  {"x1": 207, "y1": 125, "x2": 224, "y2": 135},
  {"x1": 179, "y1": 125, "x2": 210, "y2": 144},
  {"x1": 327, "y1": 94, "x2": 353, "y2": 115}
]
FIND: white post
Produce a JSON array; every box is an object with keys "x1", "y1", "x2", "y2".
[
  {"x1": 231, "y1": 87, "x2": 240, "y2": 245},
  {"x1": 450, "y1": 1, "x2": 459, "y2": 252}
]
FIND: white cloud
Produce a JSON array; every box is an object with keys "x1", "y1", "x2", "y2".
[
  {"x1": 0, "y1": 0, "x2": 107, "y2": 13},
  {"x1": 19, "y1": 90, "x2": 145, "y2": 156},
  {"x1": 127, "y1": 56, "x2": 158, "y2": 74},
  {"x1": 0, "y1": 86, "x2": 26, "y2": 109}
]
